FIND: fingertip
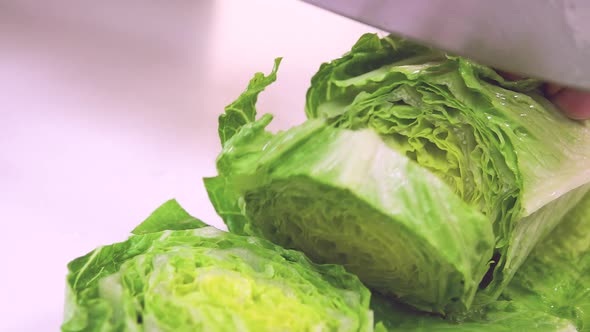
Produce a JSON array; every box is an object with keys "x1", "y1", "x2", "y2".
[
  {"x1": 551, "y1": 89, "x2": 590, "y2": 120},
  {"x1": 543, "y1": 83, "x2": 563, "y2": 97}
]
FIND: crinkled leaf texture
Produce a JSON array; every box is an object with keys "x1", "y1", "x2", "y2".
[
  {"x1": 62, "y1": 199, "x2": 373, "y2": 332},
  {"x1": 304, "y1": 34, "x2": 590, "y2": 300},
  {"x1": 205, "y1": 59, "x2": 495, "y2": 314},
  {"x1": 206, "y1": 34, "x2": 590, "y2": 315},
  {"x1": 218, "y1": 58, "x2": 281, "y2": 146}
]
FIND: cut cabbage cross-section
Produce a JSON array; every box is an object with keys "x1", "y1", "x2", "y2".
[
  {"x1": 305, "y1": 33, "x2": 590, "y2": 300},
  {"x1": 204, "y1": 61, "x2": 494, "y2": 313},
  {"x1": 232, "y1": 126, "x2": 494, "y2": 313},
  {"x1": 61, "y1": 200, "x2": 373, "y2": 332}
]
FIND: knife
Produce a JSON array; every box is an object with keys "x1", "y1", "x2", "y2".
[{"x1": 301, "y1": 0, "x2": 590, "y2": 90}]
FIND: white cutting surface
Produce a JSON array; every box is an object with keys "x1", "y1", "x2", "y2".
[{"x1": 0, "y1": 0, "x2": 378, "y2": 330}]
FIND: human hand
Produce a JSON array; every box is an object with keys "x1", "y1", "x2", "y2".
[
  {"x1": 544, "y1": 85, "x2": 590, "y2": 120},
  {"x1": 500, "y1": 72, "x2": 590, "y2": 120}
]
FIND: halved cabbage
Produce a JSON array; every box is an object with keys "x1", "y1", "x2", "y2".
[
  {"x1": 206, "y1": 34, "x2": 590, "y2": 313},
  {"x1": 371, "y1": 191, "x2": 590, "y2": 331},
  {"x1": 62, "y1": 200, "x2": 373, "y2": 332}
]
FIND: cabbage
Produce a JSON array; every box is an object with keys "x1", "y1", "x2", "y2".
[
  {"x1": 371, "y1": 191, "x2": 590, "y2": 331},
  {"x1": 209, "y1": 118, "x2": 494, "y2": 313},
  {"x1": 504, "y1": 191, "x2": 590, "y2": 330},
  {"x1": 304, "y1": 33, "x2": 590, "y2": 301},
  {"x1": 205, "y1": 34, "x2": 590, "y2": 314},
  {"x1": 61, "y1": 199, "x2": 373, "y2": 332},
  {"x1": 370, "y1": 294, "x2": 576, "y2": 332},
  {"x1": 205, "y1": 59, "x2": 493, "y2": 313}
]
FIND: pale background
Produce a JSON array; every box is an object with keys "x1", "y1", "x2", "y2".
[{"x1": 0, "y1": 0, "x2": 378, "y2": 330}]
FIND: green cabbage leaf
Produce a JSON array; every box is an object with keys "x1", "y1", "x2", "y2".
[
  {"x1": 61, "y1": 199, "x2": 373, "y2": 332},
  {"x1": 505, "y1": 191, "x2": 590, "y2": 330},
  {"x1": 305, "y1": 33, "x2": 590, "y2": 301},
  {"x1": 370, "y1": 294, "x2": 576, "y2": 332}
]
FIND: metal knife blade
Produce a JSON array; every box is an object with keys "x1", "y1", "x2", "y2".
[{"x1": 301, "y1": 0, "x2": 590, "y2": 90}]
